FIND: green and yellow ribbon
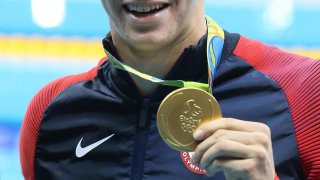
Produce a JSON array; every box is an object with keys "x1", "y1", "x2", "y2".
[{"x1": 104, "y1": 16, "x2": 224, "y2": 93}]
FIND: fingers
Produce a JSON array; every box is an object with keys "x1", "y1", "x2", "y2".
[
  {"x1": 205, "y1": 155, "x2": 274, "y2": 179},
  {"x1": 193, "y1": 118, "x2": 271, "y2": 141},
  {"x1": 191, "y1": 129, "x2": 270, "y2": 165},
  {"x1": 205, "y1": 158, "x2": 255, "y2": 178},
  {"x1": 193, "y1": 138, "x2": 271, "y2": 178},
  {"x1": 190, "y1": 118, "x2": 274, "y2": 179},
  {"x1": 198, "y1": 139, "x2": 253, "y2": 169}
]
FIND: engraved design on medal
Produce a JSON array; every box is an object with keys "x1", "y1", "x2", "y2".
[
  {"x1": 179, "y1": 100, "x2": 203, "y2": 134},
  {"x1": 157, "y1": 88, "x2": 222, "y2": 152}
]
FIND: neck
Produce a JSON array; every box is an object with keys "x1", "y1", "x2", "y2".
[{"x1": 112, "y1": 18, "x2": 207, "y2": 96}]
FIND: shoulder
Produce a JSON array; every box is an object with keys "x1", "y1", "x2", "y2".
[
  {"x1": 233, "y1": 36, "x2": 320, "y2": 91},
  {"x1": 20, "y1": 57, "x2": 107, "y2": 179},
  {"x1": 233, "y1": 35, "x2": 320, "y2": 72},
  {"x1": 234, "y1": 36, "x2": 320, "y2": 178}
]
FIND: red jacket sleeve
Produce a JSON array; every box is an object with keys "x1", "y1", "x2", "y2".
[
  {"x1": 19, "y1": 58, "x2": 105, "y2": 179},
  {"x1": 234, "y1": 36, "x2": 320, "y2": 179}
]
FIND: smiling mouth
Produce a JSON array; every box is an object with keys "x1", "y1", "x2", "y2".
[{"x1": 123, "y1": 3, "x2": 169, "y2": 16}]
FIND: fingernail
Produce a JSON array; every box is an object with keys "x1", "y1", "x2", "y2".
[
  {"x1": 190, "y1": 158, "x2": 195, "y2": 164},
  {"x1": 191, "y1": 154, "x2": 198, "y2": 164},
  {"x1": 193, "y1": 130, "x2": 203, "y2": 140}
]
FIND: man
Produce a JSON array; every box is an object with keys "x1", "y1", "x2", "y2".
[{"x1": 20, "y1": 0, "x2": 319, "y2": 179}]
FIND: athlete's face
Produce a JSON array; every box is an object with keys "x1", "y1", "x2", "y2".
[{"x1": 101, "y1": 0, "x2": 205, "y2": 51}]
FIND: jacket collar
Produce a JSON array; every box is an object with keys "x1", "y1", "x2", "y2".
[{"x1": 99, "y1": 31, "x2": 239, "y2": 102}]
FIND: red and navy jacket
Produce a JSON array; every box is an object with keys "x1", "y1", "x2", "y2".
[{"x1": 20, "y1": 32, "x2": 320, "y2": 180}]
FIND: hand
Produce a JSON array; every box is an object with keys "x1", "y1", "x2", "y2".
[{"x1": 191, "y1": 118, "x2": 275, "y2": 180}]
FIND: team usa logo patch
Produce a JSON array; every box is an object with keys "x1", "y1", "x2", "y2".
[{"x1": 180, "y1": 152, "x2": 206, "y2": 174}]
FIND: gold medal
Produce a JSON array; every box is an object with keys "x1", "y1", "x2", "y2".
[{"x1": 157, "y1": 88, "x2": 222, "y2": 152}]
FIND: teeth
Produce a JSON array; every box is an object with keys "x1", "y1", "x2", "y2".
[
  {"x1": 150, "y1": 5, "x2": 156, "y2": 11},
  {"x1": 127, "y1": 3, "x2": 165, "y2": 13}
]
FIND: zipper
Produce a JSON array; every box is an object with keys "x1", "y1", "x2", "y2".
[{"x1": 131, "y1": 98, "x2": 150, "y2": 180}]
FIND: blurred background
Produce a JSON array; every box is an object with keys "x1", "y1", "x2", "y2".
[{"x1": 0, "y1": 0, "x2": 319, "y2": 179}]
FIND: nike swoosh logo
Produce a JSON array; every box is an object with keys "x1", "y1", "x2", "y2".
[{"x1": 75, "y1": 134, "x2": 114, "y2": 158}]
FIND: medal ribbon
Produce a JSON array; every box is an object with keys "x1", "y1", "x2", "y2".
[{"x1": 104, "y1": 16, "x2": 224, "y2": 93}]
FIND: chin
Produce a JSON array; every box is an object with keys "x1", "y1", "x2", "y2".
[
  {"x1": 128, "y1": 33, "x2": 171, "y2": 50},
  {"x1": 131, "y1": 41, "x2": 166, "y2": 52}
]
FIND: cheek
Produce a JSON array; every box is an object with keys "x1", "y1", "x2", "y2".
[
  {"x1": 102, "y1": 1, "x2": 121, "y2": 20},
  {"x1": 174, "y1": 9, "x2": 191, "y2": 29},
  {"x1": 105, "y1": 5, "x2": 125, "y2": 32},
  {"x1": 176, "y1": 3, "x2": 193, "y2": 21}
]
